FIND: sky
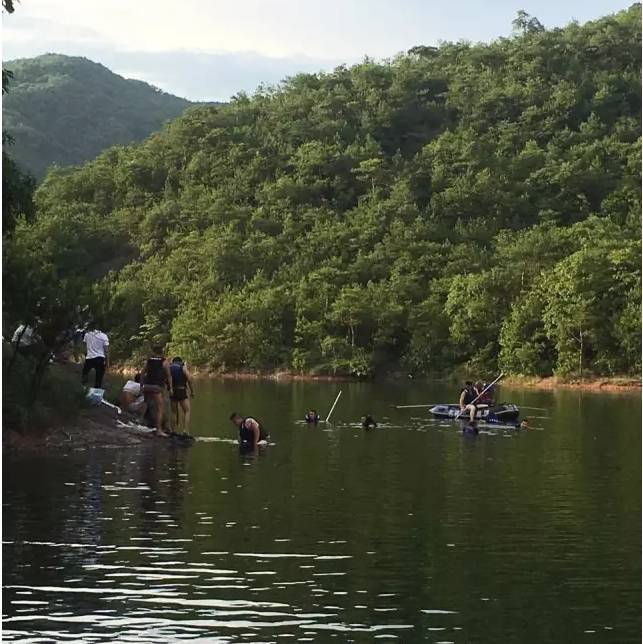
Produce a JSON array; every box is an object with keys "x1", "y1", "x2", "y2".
[{"x1": 2, "y1": 0, "x2": 632, "y2": 102}]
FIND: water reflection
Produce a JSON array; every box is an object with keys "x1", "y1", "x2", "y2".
[{"x1": 3, "y1": 381, "x2": 641, "y2": 642}]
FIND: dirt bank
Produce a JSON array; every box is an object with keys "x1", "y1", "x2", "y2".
[
  {"x1": 3, "y1": 404, "x2": 154, "y2": 452},
  {"x1": 211, "y1": 370, "x2": 354, "y2": 382},
  {"x1": 111, "y1": 364, "x2": 641, "y2": 391},
  {"x1": 503, "y1": 376, "x2": 641, "y2": 393},
  {"x1": 110, "y1": 365, "x2": 354, "y2": 382}
]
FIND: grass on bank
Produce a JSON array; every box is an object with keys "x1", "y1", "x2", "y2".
[{"x1": 3, "y1": 346, "x2": 88, "y2": 434}]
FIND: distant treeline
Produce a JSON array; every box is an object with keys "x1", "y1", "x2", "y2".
[
  {"x1": 2, "y1": 54, "x2": 196, "y2": 180},
  {"x1": 3, "y1": 6, "x2": 641, "y2": 379}
]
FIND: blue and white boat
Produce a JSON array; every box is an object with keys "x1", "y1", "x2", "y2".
[{"x1": 429, "y1": 403, "x2": 520, "y2": 422}]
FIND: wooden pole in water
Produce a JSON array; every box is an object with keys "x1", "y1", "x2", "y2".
[
  {"x1": 394, "y1": 404, "x2": 436, "y2": 409},
  {"x1": 325, "y1": 390, "x2": 342, "y2": 423}
]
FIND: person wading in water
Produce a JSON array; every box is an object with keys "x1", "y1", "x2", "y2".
[
  {"x1": 229, "y1": 413, "x2": 268, "y2": 450},
  {"x1": 141, "y1": 345, "x2": 173, "y2": 438},
  {"x1": 304, "y1": 409, "x2": 320, "y2": 425},
  {"x1": 170, "y1": 357, "x2": 195, "y2": 434}
]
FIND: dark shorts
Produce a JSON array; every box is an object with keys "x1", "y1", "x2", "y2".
[
  {"x1": 143, "y1": 384, "x2": 164, "y2": 395},
  {"x1": 82, "y1": 356, "x2": 106, "y2": 388},
  {"x1": 171, "y1": 386, "x2": 188, "y2": 402}
]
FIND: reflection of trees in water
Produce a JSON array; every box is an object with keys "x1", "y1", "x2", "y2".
[
  {"x1": 58, "y1": 451, "x2": 103, "y2": 567},
  {"x1": 3, "y1": 451, "x2": 107, "y2": 593},
  {"x1": 139, "y1": 445, "x2": 190, "y2": 533},
  {"x1": 238, "y1": 445, "x2": 264, "y2": 464}
]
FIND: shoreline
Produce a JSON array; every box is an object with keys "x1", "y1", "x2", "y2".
[
  {"x1": 502, "y1": 375, "x2": 641, "y2": 394},
  {"x1": 3, "y1": 405, "x2": 154, "y2": 452},
  {"x1": 3, "y1": 372, "x2": 639, "y2": 452},
  {"x1": 112, "y1": 365, "x2": 641, "y2": 393},
  {"x1": 111, "y1": 365, "x2": 356, "y2": 382}
]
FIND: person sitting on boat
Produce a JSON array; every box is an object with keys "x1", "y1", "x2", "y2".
[
  {"x1": 304, "y1": 409, "x2": 320, "y2": 424},
  {"x1": 361, "y1": 414, "x2": 377, "y2": 430},
  {"x1": 230, "y1": 413, "x2": 269, "y2": 450},
  {"x1": 476, "y1": 380, "x2": 495, "y2": 405},
  {"x1": 459, "y1": 381, "x2": 478, "y2": 422}
]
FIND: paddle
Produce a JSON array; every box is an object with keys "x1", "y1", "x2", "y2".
[
  {"x1": 455, "y1": 373, "x2": 504, "y2": 421},
  {"x1": 324, "y1": 390, "x2": 342, "y2": 423},
  {"x1": 394, "y1": 404, "x2": 438, "y2": 409}
]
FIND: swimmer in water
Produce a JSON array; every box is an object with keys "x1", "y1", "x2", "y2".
[
  {"x1": 230, "y1": 413, "x2": 269, "y2": 450},
  {"x1": 304, "y1": 409, "x2": 320, "y2": 424},
  {"x1": 461, "y1": 420, "x2": 479, "y2": 435},
  {"x1": 520, "y1": 418, "x2": 529, "y2": 429},
  {"x1": 361, "y1": 414, "x2": 377, "y2": 430}
]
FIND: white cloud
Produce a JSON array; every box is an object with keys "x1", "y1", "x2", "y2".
[
  {"x1": 2, "y1": 0, "x2": 631, "y2": 100},
  {"x1": 3, "y1": 0, "x2": 438, "y2": 60}
]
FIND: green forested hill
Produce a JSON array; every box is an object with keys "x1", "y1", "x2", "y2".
[
  {"x1": 2, "y1": 54, "x2": 196, "y2": 179},
  {"x1": 4, "y1": 6, "x2": 641, "y2": 379}
]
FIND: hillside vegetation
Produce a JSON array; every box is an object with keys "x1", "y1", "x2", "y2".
[
  {"x1": 4, "y1": 6, "x2": 641, "y2": 381},
  {"x1": 3, "y1": 54, "x2": 195, "y2": 179}
]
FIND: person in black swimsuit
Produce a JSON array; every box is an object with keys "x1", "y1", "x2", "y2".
[
  {"x1": 170, "y1": 357, "x2": 194, "y2": 434},
  {"x1": 229, "y1": 413, "x2": 268, "y2": 450},
  {"x1": 361, "y1": 414, "x2": 377, "y2": 430},
  {"x1": 461, "y1": 419, "x2": 479, "y2": 436},
  {"x1": 304, "y1": 409, "x2": 320, "y2": 425},
  {"x1": 141, "y1": 346, "x2": 173, "y2": 437}
]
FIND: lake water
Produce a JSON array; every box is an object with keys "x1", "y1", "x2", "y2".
[{"x1": 3, "y1": 379, "x2": 641, "y2": 643}]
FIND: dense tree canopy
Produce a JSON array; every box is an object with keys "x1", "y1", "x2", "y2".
[
  {"x1": 2, "y1": 54, "x2": 198, "y2": 180},
  {"x1": 3, "y1": 6, "x2": 641, "y2": 379}
]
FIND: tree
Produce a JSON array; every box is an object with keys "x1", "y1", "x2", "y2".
[
  {"x1": 2, "y1": 153, "x2": 35, "y2": 231},
  {"x1": 512, "y1": 10, "x2": 545, "y2": 35},
  {"x1": 2, "y1": 3, "x2": 36, "y2": 232},
  {"x1": 499, "y1": 283, "x2": 555, "y2": 376},
  {"x1": 3, "y1": 5, "x2": 640, "y2": 381}
]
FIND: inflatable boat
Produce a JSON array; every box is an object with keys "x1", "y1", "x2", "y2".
[{"x1": 429, "y1": 403, "x2": 520, "y2": 422}]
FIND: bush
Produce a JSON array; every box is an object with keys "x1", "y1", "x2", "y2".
[{"x1": 3, "y1": 345, "x2": 87, "y2": 433}]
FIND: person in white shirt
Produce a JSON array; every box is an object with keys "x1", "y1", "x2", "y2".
[
  {"x1": 10, "y1": 323, "x2": 41, "y2": 359},
  {"x1": 120, "y1": 373, "x2": 145, "y2": 417},
  {"x1": 11, "y1": 324, "x2": 38, "y2": 347},
  {"x1": 82, "y1": 326, "x2": 109, "y2": 388}
]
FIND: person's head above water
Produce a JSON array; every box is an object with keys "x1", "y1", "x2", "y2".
[
  {"x1": 229, "y1": 412, "x2": 243, "y2": 427},
  {"x1": 463, "y1": 420, "x2": 479, "y2": 434}
]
